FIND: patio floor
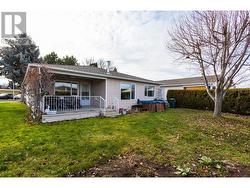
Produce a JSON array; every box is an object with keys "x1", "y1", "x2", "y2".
[{"x1": 42, "y1": 109, "x2": 102, "y2": 123}]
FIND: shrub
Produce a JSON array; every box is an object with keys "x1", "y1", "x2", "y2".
[{"x1": 167, "y1": 89, "x2": 250, "y2": 115}]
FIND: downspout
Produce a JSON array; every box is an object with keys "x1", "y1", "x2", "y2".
[
  {"x1": 38, "y1": 66, "x2": 43, "y2": 113},
  {"x1": 105, "y1": 78, "x2": 108, "y2": 109}
]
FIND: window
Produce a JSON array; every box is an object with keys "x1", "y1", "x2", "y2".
[
  {"x1": 121, "y1": 83, "x2": 135, "y2": 100},
  {"x1": 144, "y1": 85, "x2": 155, "y2": 97},
  {"x1": 55, "y1": 82, "x2": 78, "y2": 96}
]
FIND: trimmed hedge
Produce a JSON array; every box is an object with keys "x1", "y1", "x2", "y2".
[{"x1": 167, "y1": 89, "x2": 250, "y2": 115}]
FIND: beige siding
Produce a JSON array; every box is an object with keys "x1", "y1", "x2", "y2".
[
  {"x1": 48, "y1": 74, "x2": 160, "y2": 110},
  {"x1": 90, "y1": 79, "x2": 105, "y2": 98},
  {"x1": 106, "y1": 78, "x2": 160, "y2": 109}
]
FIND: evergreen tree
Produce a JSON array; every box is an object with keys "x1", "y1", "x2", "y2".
[
  {"x1": 61, "y1": 55, "x2": 78, "y2": 65},
  {"x1": 43, "y1": 52, "x2": 78, "y2": 65},
  {"x1": 43, "y1": 51, "x2": 59, "y2": 64},
  {"x1": 0, "y1": 33, "x2": 40, "y2": 86}
]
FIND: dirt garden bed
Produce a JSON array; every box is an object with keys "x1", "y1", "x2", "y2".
[{"x1": 66, "y1": 153, "x2": 250, "y2": 177}]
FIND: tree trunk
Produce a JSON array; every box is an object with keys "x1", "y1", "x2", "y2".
[{"x1": 213, "y1": 91, "x2": 223, "y2": 117}]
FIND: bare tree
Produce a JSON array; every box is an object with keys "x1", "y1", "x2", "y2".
[
  {"x1": 168, "y1": 11, "x2": 250, "y2": 117},
  {"x1": 84, "y1": 57, "x2": 96, "y2": 66},
  {"x1": 84, "y1": 58, "x2": 118, "y2": 72},
  {"x1": 22, "y1": 65, "x2": 54, "y2": 121},
  {"x1": 96, "y1": 58, "x2": 106, "y2": 69}
]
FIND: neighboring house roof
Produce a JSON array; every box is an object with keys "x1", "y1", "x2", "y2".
[
  {"x1": 28, "y1": 63, "x2": 160, "y2": 85},
  {"x1": 158, "y1": 75, "x2": 217, "y2": 87}
]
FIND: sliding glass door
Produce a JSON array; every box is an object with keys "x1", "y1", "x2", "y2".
[{"x1": 80, "y1": 83, "x2": 90, "y2": 106}]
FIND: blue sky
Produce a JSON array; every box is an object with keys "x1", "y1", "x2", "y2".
[{"x1": 0, "y1": 11, "x2": 249, "y2": 87}]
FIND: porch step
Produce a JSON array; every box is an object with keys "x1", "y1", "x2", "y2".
[
  {"x1": 42, "y1": 111, "x2": 100, "y2": 123},
  {"x1": 102, "y1": 109, "x2": 119, "y2": 117}
]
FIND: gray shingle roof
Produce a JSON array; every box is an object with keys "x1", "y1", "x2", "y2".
[
  {"x1": 31, "y1": 63, "x2": 159, "y2": 84},
  {"x1": 158, "y1": 75, "x2": 216, "y2": 86}
]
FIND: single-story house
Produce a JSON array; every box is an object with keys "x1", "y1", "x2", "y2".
[
  {"x1": 24, "y1": 63, "x2": 162, "y2": 122},
  {"x1": 23, "y1": 63, "x2": 217, "y2": 123},
  {"x1": 159, "y1": 75, "x2": 216, "y2": 99}
]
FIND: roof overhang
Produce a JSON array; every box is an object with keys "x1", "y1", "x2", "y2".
[
  {"x1": 160, "y1": 82, "x2": 213, "y2": 87},
  {"x1": 27, "y1": 64, "x2": 160, "y2": 85}
]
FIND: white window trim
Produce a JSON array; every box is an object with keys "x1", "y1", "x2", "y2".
[
  {"x1": 120, "y1": 82, "x2": 136, "y2": 100},
  {"x1": 144, "y1": 85, "x2": 155, "y2": 97}
]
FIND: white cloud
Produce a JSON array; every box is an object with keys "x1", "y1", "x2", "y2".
[
  {"x1": 27, "y1": 11, "x2": 197, "y2": 80},
  {"x1": 1, "y1": 11, "x2": 249, "y2": 88}
]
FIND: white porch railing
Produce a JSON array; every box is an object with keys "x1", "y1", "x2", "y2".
[
  {"x1": 42, "y1": 95, "x2": 105, "y2": 113},
  {"x1": 112, "y1": 97, "x2": 120, "y2": 112}
]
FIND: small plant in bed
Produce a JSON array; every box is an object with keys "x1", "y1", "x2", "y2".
[
  {"x1": 199, "y1": 156, "x2": 221, "y2": 169},
  {"x1": 175, "y1": 165, "x2": 191, "y2": 177}
]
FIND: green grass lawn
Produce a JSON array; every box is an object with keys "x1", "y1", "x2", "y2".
[{"x1": 0, "y1": 102, "x2": 249, "y2": 177}]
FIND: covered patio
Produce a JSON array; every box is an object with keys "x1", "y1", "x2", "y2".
[{"x1": 41, "y1": 73, "x2": 107, "y2": 122}]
